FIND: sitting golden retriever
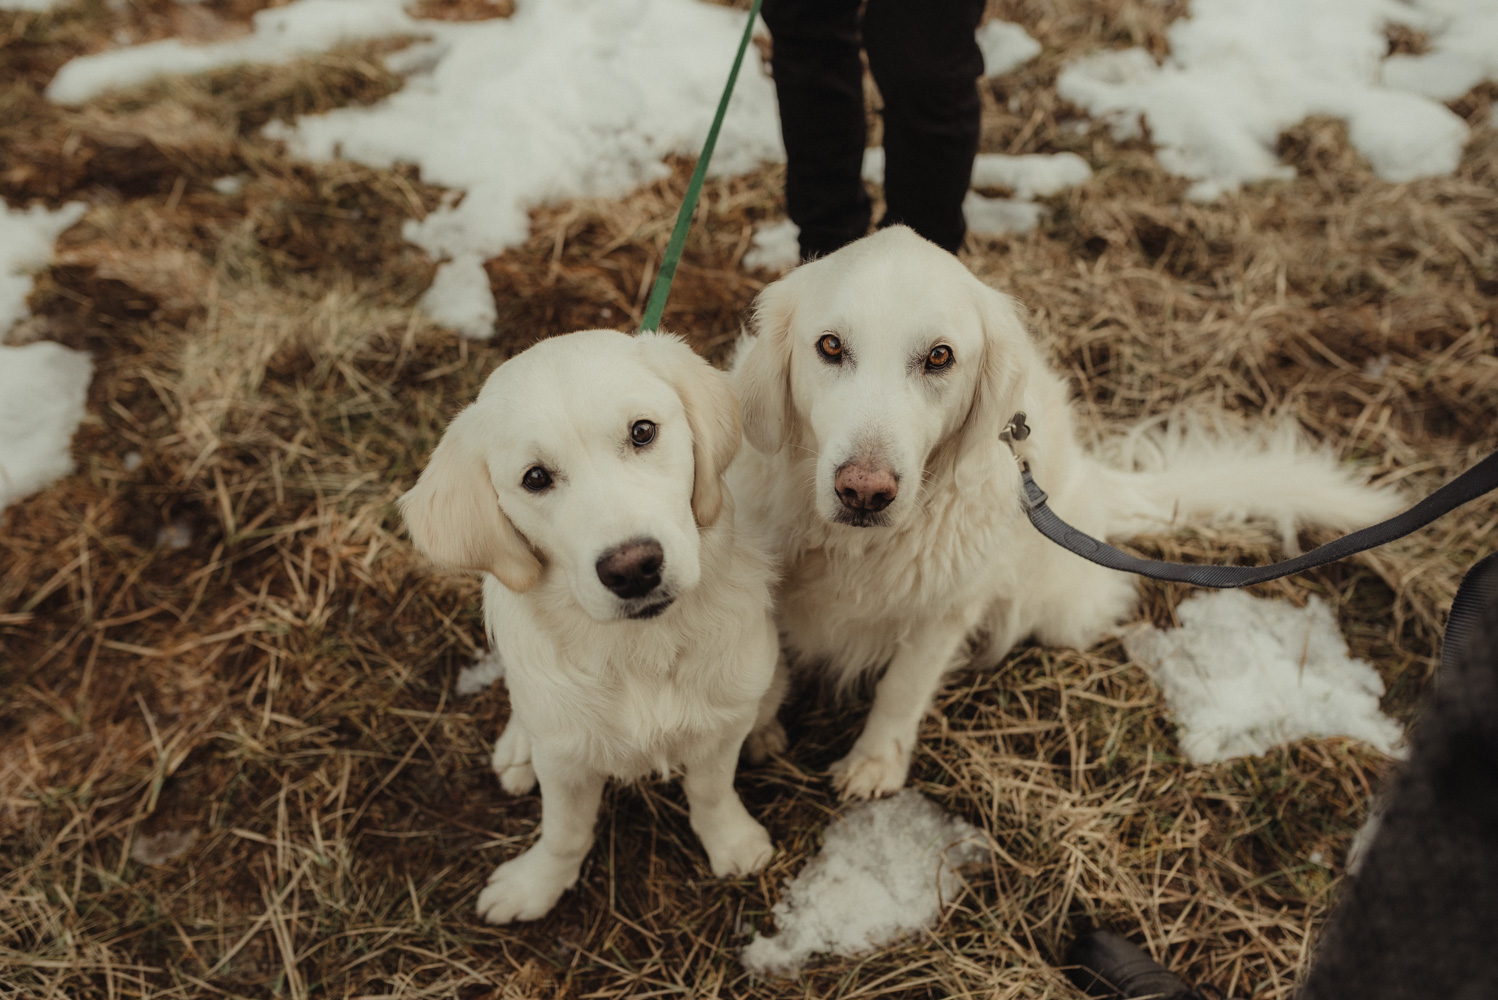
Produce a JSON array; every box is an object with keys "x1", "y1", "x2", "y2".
[{"x1": 730, "y1": 226, "x2": 1401, "y2": 800}]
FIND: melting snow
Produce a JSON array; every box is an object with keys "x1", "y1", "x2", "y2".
[
  {"x1": 741, "y1": 790, "x2": 989, "y2": 978},
  {"x1": 130, "y1": 829, "x2": 199, "y2": 866},
  {"x1": 421, "y1": 252, "x2": 498, "y2": 341},
  {"x1": 154, "y1": 520, "x2": 194, "y2": 551},
  {"x1": 743, "y1": 218, "x2": 800, "y2": 272},
  {"x1": 857, "y1": 149, "x2": 1092, "y2": 240},
  {"x1": 46, "y1": 1, "x2": 421, "y2": 104},
  {"x1": 1383, "y1": 0, "x2": 1498, "y2": 102},
  {"x1": 971, "y1": 152, "x2": 1093, "y2": 199},
  {"x1": 962, "y1": 192, "x2": 1048, "y2": 236},
  {"x1": 3, "y1": 201, "x2": 87, "y2": 336},
  {"x1": 0, "y1": 342, "x2": 94, "y2": 517},
  {"x1": 48, "y1": 0, "x2": 784, "y2": 339},
  {"x1": 1122, "y1": 590, "x2": 1403, "y2": 765},
  {"x1": 977, "y1": 20, "x2": 1042, "y2": 78},
  {"x1": 964, "y1": 152, "x2": 1095, "y2": 235},
  {"x1": 1056, "y1": 0, "x2": 1494, "y2": 200},
  {"x1": 1, "y1": 200, "x2": 92, "y2": 517}
]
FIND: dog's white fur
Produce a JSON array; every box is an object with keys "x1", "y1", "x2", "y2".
[
  {"x1": 401, "y1": 329, "x2": 780, "y2": 924},
  {"x1": 729, "y1": 227, "x2": 1404, "y2": 800}
]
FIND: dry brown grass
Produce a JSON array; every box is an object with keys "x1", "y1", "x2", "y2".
[{"x1": 2, "y1": 0, "x2": 1496, "y2": 997}]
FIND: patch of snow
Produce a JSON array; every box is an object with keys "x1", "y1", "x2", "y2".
[
  {"x1": 2, "y1": 200, "x2": 87, "y2": 337},
  {"x1": 1382, "y1": 0, "x2": 1498, "y2": 102},
  {"x1": 743, "y1": 218, "x2": 800, "y2": 272},
  {"x1": 1, "y1": 200, "x2": 92, "y2": 516},
  {"x1": 963, "y1": 192, "x2": 1046, "y2": 236},
  {"x1": 354, "y1": 1, "x2": 781, "y2": 269},
  {"x1": 1122, "y1": 591, "x2": 1403, "y2": 765},
  {"x1": 211, "y1": 174, "x2": 245, "y2": 196},
  {"x1": 977, "y1": 19, "x2": 1042, "y2": 78},
  {"x1": 383, "y1": 38, "x2": 447, "y2": 77},
  {"x1": 0, "y1": 341, "x2": 94, "y2": 516},
  {"x1": 740, "y1": 790, "x2": 989, "y2": 978},
  {"x1": 861, "y1": 150, "x2": 1088, "y2": 238},
  {"x1": 1056, "y1": 0, "x2": 1485, "y2": 200},
  {"x1": 130, "y1": 829, "x2": 198, "y2": 865},
  {"x1": 456, "y1": 649, "x2": 506, "y2": 696},
  {"x1": 46, "y1": 0, "x2": 420, "y2": 104},
  {"x1": 971, "y1": 152, "x2": 1093, "y2": 198},
  {"x1": 155, "y1": 520, "x2": 193, "y2": 550},
  {"x1": 48, "y1": 0, "x2": 783, "y2": 339},
  {"x1": 420, "y1": 254, "x2": 496, "y2": 340},
  {"x1": 123, "y1": 451, "x2": 143, "y2": 472},
  {"x1": 1363, "y1": 352, "x2": 1393, "y2": 378}
]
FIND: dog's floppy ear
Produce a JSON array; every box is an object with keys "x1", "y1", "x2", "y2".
[
  {"x1": 955, "y1": 280, "x2": 1029, "y2": 491},
  {"x1": 398, "y1": 404, "x2": 542, "y2": 592},
  {"x1": 734, "y1": 265, "x2": 805, "y2": 454},
  {"x1": 638, "y1": 332, "x2": 742, "y2": 528}
]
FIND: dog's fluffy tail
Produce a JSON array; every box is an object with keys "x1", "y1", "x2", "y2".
[{"x1": 1092, "y1": 414, "x2": 1404, "y2": 549}]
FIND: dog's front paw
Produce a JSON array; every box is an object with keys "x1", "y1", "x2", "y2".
[
  {"x1": 490, "y1": 724, "x2": 537, "y2": 796},
  {"x1": 698, "y1": 815, "x2": 773, "y2": 878},
  {"x1": 830, "y1": 741, "x2": 909, "y2": 800},
  {"x1": 475, "y1": 850, "x2": 578, "y2": 925},
  {"x1": 741, "y1": 718, "x2": 788, "y2": 764}
]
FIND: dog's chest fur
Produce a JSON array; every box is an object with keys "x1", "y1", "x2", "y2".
[
  {"x1": 487, "y1": 533, "x2": 776, "y2": 779},
  {"x1": 740, "y1": 449, "x2": 1028, "y2": 684}
]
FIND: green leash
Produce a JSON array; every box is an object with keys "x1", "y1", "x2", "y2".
[{"x1": 639, "y1": 0, "x2": 764, "y2": 333}]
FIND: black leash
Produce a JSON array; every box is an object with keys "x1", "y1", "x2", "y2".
[
  {"x1": 1005, "y1": 410, "x2": 1498, "y2": 658},
  {"x1": 1443, "y1": 552, "x2": 1498, "y2": 672},
  {"x1": 1006, "y1": 411, "x2": 1498, "y2": 590},
  {"x1": 1018, "y1": 445, "x2": 1498, "y2": 588}
]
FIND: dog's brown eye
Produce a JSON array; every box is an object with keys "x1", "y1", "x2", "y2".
[
  {"x1": 630, "y1": 420, "x2": 656, "y2": 447},
  {"x1": 522, "y1": 466, "x2": 553, "y2": 492},
  {"x1": 925, "y1": 345, "x2": 954, "y2": 370},
  {"x1": 816, "y1": 334, "x2": 843, "y2": 362}
]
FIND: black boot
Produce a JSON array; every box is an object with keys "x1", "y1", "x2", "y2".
[{"x1": 1065, "y1": 929, "x2": 1236, "y2": 1000}]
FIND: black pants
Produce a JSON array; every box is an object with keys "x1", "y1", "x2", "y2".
[{"x1": 761, "y1": 0, "x2": 985, "y2": 259}]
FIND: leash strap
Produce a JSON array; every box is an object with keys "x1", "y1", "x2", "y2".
[
  {"x1": 1443, "y1": 552, "x2": 1498, "y2": 671},
  {"x1": 639, "y1": 0, "x2": 764, "y2": 333},
  {"x1": 1017, "y1": 445, "x2": 1498, "y2": 589}
]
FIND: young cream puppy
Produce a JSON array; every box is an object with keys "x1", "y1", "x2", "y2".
[
  {"x1": 400, "y1": 330, "x2": 779, "y2": 924},
  {"x1": 730, "y1": 226, "x2": 1403, "y2": 801}
]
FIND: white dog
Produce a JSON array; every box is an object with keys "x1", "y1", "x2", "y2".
[
  {"x1": 400, "y1": 329, "x2": 780, "y2": 924},
  {"x1": 729, "y1": 226, "x2": 1403, "y2": 801}
]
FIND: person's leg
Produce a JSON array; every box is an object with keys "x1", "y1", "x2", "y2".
[
  {"x1": 863, "y1": 0, "x2": 985, "y2": 254},
  {"x1": 761, "y1": 0, "x2": 870, "y2": 259}
]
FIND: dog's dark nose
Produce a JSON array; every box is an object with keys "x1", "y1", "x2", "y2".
[
  {"x1": 595, "y1": 539, "x2": 665, "y2": 599},
  {"x1": 835, "y1": 461, "x2": 899, "y2": 512}
]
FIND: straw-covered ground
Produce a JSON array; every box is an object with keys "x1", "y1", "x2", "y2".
[{"x1": 2, "y1": 1, "x2": 1495, "y2": 997}]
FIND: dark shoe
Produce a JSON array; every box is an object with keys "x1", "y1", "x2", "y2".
[{"x1": 1064, "y1": 929, "x2": 1204, "y2": 999}]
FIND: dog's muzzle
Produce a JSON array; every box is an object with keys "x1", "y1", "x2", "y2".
[
  {"x1": 832, "y1": 460, "x2": 898, "y2": 527},
  {"x1": 625, "y1": 595, "x2": 676, "y2": 620},
  {"x1": 596, "y1": 538, "x2": 665, "y2": 598}
]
